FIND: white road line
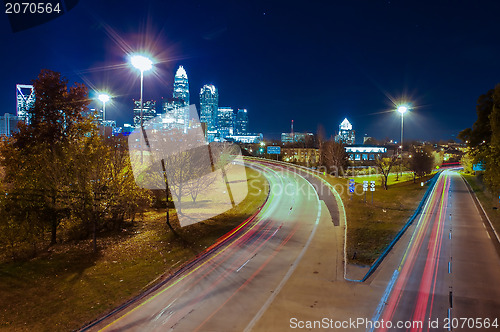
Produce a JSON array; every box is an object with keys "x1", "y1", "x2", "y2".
[
  {"x1": 154, "y1": 298, "x2": 178, "y2": 321},
  {"x1": 448, "y1": 308, "x2": 452, "y2": 331},
  {"x1": 237, "y1": 259, "x2": 251, "y2": 272}
]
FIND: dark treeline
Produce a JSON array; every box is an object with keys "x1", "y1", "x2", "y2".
[
  {"x1": 0, "y1": 69, "x2": 150, "y2": 259},
  {"x1": 459, "y1": 84, "x2": 500, "y2": 191}
]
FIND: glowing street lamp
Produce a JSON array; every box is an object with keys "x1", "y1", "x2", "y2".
[
  {"x1": 397, "y1": 105, "x2": 409, "y2": 153},
  {"x1": 97, "y1": 93, "x2": 111, "y2": 123},
  {"x1": 130, "y1": 55, "x2": 154, "y2": 128}
]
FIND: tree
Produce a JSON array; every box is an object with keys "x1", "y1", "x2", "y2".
[
  {"x1": 409, "y1": 146, "x2": 434, "y2": 182},
  {"x1": 458, "y1": 89, "x2": 495, "y2": 148},
  {"x1": 1, "y1": 70, "x2": 150, "y2": 256},
  {"x1": 320, "y1": 139, "x2": 348, "y2": 176},
  {"x1": 1, "y1": 69, "x2": 91, "y2": 246},
  {"x1": 363, "y1": 137, "x2": 380, "y2": 145},
  {"x1": 317, "y1": 125, "x2": 326, "y2": 165},
  {"x1": 460, "y1": 149, "x2": 474, "y2": 174},
  {"x1": 374, "y1": 154, "x2": 399, "y2": 190},
  {"x1": 459, "y1": 84, "x2": 500, "y2": 192}
]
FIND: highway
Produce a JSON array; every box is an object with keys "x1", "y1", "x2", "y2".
[
  {"x1": 372, "y1": 170, "x2": 500, "y2": 331},
  {"x1": 90, "y1": 159, "x2": 338, "y2": 331}
]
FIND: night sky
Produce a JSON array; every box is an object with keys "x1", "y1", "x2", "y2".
[{"x1": 1, "y1": 0, "x2": 500, "y2": 142}]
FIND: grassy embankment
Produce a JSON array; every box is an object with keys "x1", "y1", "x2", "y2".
[
  {"x1": 0, "y1": 167, "x2": 268, "y2": 332},
  {"x1": 322, "y1": 172, "x2": 434, "y2": 265},
  {"x1": 462, "y1": 174, "x2": 500, "y2": 234},
  {"x1": 353, "y1": 171, "x2": 415, "y2": 186}
]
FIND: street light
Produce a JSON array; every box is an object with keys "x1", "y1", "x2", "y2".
[
  {"x1": 130, "y1": 55, "x2": 153, "y2": 128},
  {"x1": 397, "y1": 105, "x2": 408, "y2": 153},
  {"x1": 97, "y1": 93, "x2": 111, "y2": 123}
]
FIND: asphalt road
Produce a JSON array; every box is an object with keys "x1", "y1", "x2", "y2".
[
  {"x1": 91, "y1": 160, "x2": 337, "y2": 332},
  {"x1": 373, "y1": 171, "x2": 500, "y2": 331}
]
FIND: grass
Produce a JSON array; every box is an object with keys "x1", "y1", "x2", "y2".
[
  {"x1": 0, "y1": 167, "x2": 268, "y2": 332},
  {"x1": 353, "y1": 171, "x2": 418, "y2": 186},
  {"x1": 322, "y1": 172, "x2": 434, "y2": 265},
  {"x1": 462, "y1": 173, "x2": 500, "y2": 235}
]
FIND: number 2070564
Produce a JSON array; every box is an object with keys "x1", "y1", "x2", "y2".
[{"x1": 5, "y1": 2, "x2": 61, "y2": 14}]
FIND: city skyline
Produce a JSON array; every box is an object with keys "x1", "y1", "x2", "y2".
[{"x1": 2, "y1": 1, "x2": 500, "y2": 141}]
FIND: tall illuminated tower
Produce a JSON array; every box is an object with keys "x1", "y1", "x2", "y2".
[
  {"x1": 173, "y1": 65, "x2": 189, "y2": 106},
  {"x1": 167, "y1": 65, "x2": 190, "y2": 133},
  {"x1": 335, "y1": 118, "x2": 355, "y2": 145},
  {"x1": 16, "y1": 84, "x2": 35, "y2": 122}
]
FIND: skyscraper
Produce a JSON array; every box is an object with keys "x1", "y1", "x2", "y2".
[
  {"x1": 235, "y1": 109, "x2": 248, "y2": 134},
  {"x1": 199, "y1": 84, "x2": 219, "y2": 133},
  {"x1": 133, "y1": 99, "x2": 156, "y2": 128},
  {"x1": 162, "y1": 65, "x2": 191, "y2": 133},
  {"x1": 335, "y1": 118, "x2": 355, "y2": 145},
  {"x1": 173, "y1": 65, "x2": 189, "y2": 106},
  {"x1": 217, "y1": 107, "x2": 234, "y2": 139},
  {"x1": 16, "y1": 84, "x2": 35, "y2": 122}
]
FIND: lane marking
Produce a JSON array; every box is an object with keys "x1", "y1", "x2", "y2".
[
  {"x1": 448, "y1": 308, "x2": 452, "y2": 331},
  {"x1": 236, "y1": 259, "x2": 251, "y2": 272},
  {"x1": 154, "y1": 298, "x2": 177, "y2": 321},
  {"x1": 448, "y1": 261, "x2": 451, "y2": 274}
]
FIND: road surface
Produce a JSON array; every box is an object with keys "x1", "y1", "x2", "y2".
[
  {"x1": 89, "y1": 159, "x2": 339, "y2": 332},
  {"x1": 372, "y1": 170, "x2": 500, "y2": 331}
]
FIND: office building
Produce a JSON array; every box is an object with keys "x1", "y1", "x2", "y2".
[
  {"x1": 235, "y1": 109, "x2": 248, "y2": 135},
  {"x1": 0, "y1": 113, "x2": 21, "y2": 137},
  {"x1": 335, "y1": 118, "x2": 355, "y2": 145},
  {"x1": 16, "y1": 84, "x2": 35, "y2": 122},
  {"x1": 199, "y1": 84, "x2": 219, "y2": 141},
  {"x1": 217, "y1": 107, "x2": 234, "y2": 139},
  {"x1": 161, "y1": 66, "x2": 191, "y2": 133},
  {"x1": 133, "y1": 99, "x2": 156, "y2": 128},
  {"x1": 345, "y1": 146, "x2": 386, "y2": 161},
  {"x1": 281, "y1": 132, "x2": 313, "y2": 143},
  {"x1": 173, "y1": 65, "x2": 189, "y2": 106},
  {"x1": 226, "y1": 133, "x2": 263, "y2": 144}
]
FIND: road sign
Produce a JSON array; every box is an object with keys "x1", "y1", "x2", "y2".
[
  {"x1": 370, "y1": 187, "x2": 375, "y2": 191},
  {"x1": 363, "y1": 180, "x2": 368, "y2": 192},
  {"x1": 473, "y1": 163, "x2": 485, "y2": 171},
  {"x1": 267, "y1": 146, "x2": 281, "y2": 154},
  {"x1": 349, "y1": 179, "x2": 355, "y2": 194}
]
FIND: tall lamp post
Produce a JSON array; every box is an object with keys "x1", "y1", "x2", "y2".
[
  {"x1": 97, "y1": 93, "x2": 111, "y2": 124},
  {"x1": 396, "y1": 105, "x2": 408, "y2": 181},
  {"x1": 130, "y1": 55, "x2": 153, "y2": 128},
  {"x1": 397, "y1": 105, "x2": 408, "y2": 154}
]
